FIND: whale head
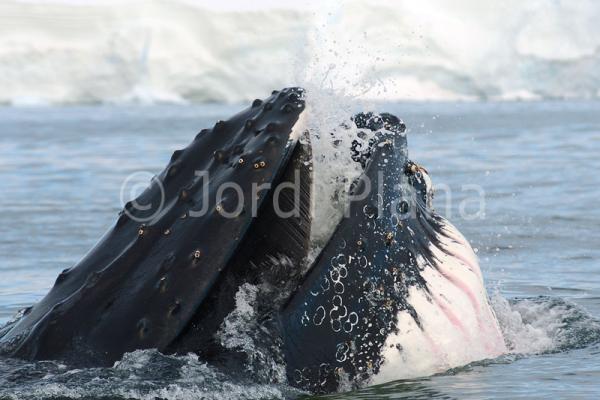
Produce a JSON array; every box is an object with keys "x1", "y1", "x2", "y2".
[{"x1": 0, "y1": 88, "x2": 506, "y2": 393}]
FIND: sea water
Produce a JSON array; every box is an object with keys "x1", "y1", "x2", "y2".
[{"x1": 0, "y1": 100, "x2": 599, "y2": 399}]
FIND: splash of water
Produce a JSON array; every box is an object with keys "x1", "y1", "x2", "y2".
[{"x1": 491, "y1": 294, "x2": 600, "y2": 355}]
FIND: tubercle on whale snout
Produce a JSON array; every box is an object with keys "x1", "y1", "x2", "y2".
[{"x1": 0, "y1": 87, "x2": 308, "y2": 366}]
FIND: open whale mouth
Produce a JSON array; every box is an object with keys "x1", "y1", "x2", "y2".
[{"x1": 0, "y1": 87, "x2": 505, "y2": 393}]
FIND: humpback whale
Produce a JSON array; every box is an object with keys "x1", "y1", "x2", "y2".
[{"x1": 0, "y1": 87, "x2": 506, "y2": 393}]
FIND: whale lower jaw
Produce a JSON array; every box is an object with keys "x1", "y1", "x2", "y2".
[{"x1": 372, "y1": 216, "x2": 506, "y2": 385}]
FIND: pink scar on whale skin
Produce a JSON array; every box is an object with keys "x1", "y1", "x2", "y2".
[
  {"x1": 430, "y1": 224, "x2": 508, "y2": 355},
  {"x1": 432, "y1": 293, "x2": 470, "y2": 339},
  {"x1": 421, "y1": 329, "x2": 443, "y2": 360},
  {"x1": 435, "y1": 263, "x2": 481, "y2": 313},
  {"x1": 432, "y1": 262, "x2": 489, "y2": 346},
  {"x1": 434, "y1": 261, "x2": 507, "y2": 355},
  {"x1": 436, "y1": 236, "x2": 483, "y2": 281}
]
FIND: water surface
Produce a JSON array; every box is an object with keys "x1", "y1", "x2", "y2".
[{"x1": 0, "y1": 101, "x2": 599, "y2": 399}]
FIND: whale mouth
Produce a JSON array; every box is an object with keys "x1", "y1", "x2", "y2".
[
  {"x1": 0, "y1": 87, "x2": 503, "y2": 394},
  {"x1": 0, "y1": 87, "x2": 410, "y2": 357}
]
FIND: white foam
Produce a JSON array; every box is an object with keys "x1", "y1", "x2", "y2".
[
  {"x1": 216, "y1": 283, "x2": 258, "y2": 353},
  {"x1": 216, "y1": 283, "x2": 288, "y2": 383},
  {"x1": 302, "y1": 89, "x2": 365, "y2": 247},
  {"x1": 489, "y1": 294, "x2": 600, "y2": 355}
]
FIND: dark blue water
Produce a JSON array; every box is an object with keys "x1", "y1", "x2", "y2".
[{"x1": 0, "y1": 101, "x2": 599, "y2": 399}]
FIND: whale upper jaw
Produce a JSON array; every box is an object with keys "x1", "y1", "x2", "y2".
[{"x1": 0, "y1": 88, "x2": 310, "y2": 366}]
